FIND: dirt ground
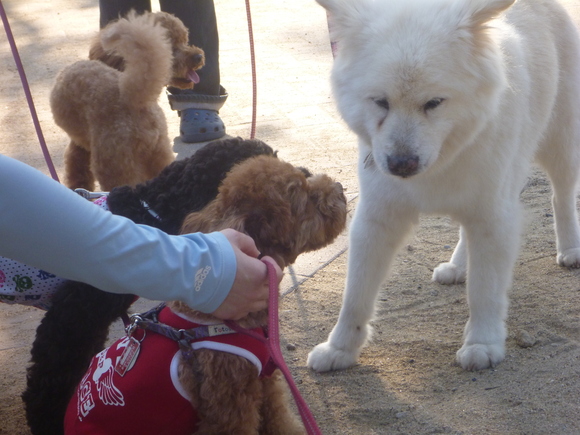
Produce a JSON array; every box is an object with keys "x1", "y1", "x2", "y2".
[
  {"x1": 1, "y1": 0, "x2": 579, "y2": 434},
  {"x1": 280, "y1": 172, "x2": 580, "y2": 434}
]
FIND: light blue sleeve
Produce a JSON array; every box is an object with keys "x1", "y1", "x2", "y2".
[{"x1": 0, "y1": 155, "x2": 236, "y2": 313}]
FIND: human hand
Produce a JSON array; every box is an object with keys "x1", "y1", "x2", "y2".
[{"x1": 211, "y1": 229, "x2": 283, "y2": 320}]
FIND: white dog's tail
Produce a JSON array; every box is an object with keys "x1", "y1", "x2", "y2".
[{"x1": 99, "y1": 11, "x2": 172, "y2": 107}]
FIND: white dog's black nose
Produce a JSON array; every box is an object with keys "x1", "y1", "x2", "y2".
[{"x1": 387, "y1": 155, "x2": 419, "y2": 178}]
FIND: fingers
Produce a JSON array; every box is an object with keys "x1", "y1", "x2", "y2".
[
  {"x1": 241, "y1": 300, "x2": 267, "y2": 319},
  {"x1": 220, "y1": 228, "x2": 260, "y2": 258},
  {"x1": 210, "y1": 231, "x2": 285, "y2": 321},
  {"x1": 211, "y1": 283, "x2": 268, "y2": 320},
  {"x1": 236, "y1": 233, "x2": 261, "y2": 257},
  {"x1": 210, "y1": 245, "x2": 269, "y2": 320}
]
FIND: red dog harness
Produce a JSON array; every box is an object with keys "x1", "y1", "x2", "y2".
[{"x1": 64, "y1": 306, "x2": 272, "y2": 434}]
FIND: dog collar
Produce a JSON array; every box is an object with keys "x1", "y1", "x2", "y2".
[
  {"x1": 74, "y1": 188, "x2": 109, "y2": 199},
  {"x1": 139, "y1": 199, "x2": 162, "y2": 222}
]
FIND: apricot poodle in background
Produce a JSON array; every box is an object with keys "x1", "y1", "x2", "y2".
[
  {"x1": 63, "y1": 155, "x2": 348, "y2": 434},
  {"x1": 51, "y1": 11, "x2": 205, "y2": 191}
]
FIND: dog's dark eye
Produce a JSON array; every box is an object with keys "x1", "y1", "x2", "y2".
[
  {"x1": 424, "y1": 98, "x2": 444, "y2": 112},
  {"x1": 374, "y1": 98, "x2": 389, "y2": 111}
]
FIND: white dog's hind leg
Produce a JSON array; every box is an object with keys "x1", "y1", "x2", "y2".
[
  {"x1": 308, "y1": 202, "x2": 417, "y2": 372},
  {"x1": 432, "y1": 227, "x2": 468, "y2": 284},
  {"x1": 553, "y1": 187, "x2": 580, "y2": 268},
  {"x1": 456, "y1": 209, "x2": 522, "y2": 371},
  {"x1": 538, "y1": 143, "x2": 580, "y2": 268},
  {"x1": 535, "y1": 37, "x2": 580, "y2": 268}
]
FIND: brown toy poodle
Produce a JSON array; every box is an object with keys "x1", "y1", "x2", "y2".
[
  {"x1": 51, "y1": 11, "x2": 204, "y2": 191},
  {"x1": 63, "y1": 155, "x2": 348, "y2": 434}
]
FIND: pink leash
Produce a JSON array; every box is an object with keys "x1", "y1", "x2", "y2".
[
  {"x1": 226, "y1": 260, "x2": 322, "y2": 435},
  {"x1": 244, "y1": 0, "x2": 257, "y2": 140},
  {"x1": 325, "y1": 11, "x2": 338, "y2": 59},
  {"x1": 0, "y1": 0, "x2": 59, "y2": 182}
]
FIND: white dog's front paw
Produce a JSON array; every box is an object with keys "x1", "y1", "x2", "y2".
[
  {"x1": 307, "y1": 342, "x2": 360, "y2": 372},
  {"x1": 557, "y1": 248, "x2": 580, "y2": 268},
  {"x1": 456, "y1": 343, "x2": 505, "y2": 371},
  {"x1": 432, "y1": 262, "x2": 466, "y2": 284}
]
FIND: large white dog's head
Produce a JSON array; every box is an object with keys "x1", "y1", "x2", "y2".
[{"x1": 318, "y1": 0, "x2": 514, "y2": 178}]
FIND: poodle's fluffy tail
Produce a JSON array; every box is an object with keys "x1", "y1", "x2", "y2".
[{"x1": 100, "y1": 11, "x2": 172, "y2": 106}]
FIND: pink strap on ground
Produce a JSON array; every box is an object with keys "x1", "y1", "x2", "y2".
[{"x1": 0, "y1": 0, "x2": 59, "y2": 181}]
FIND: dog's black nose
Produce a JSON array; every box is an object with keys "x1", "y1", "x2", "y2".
[
  {"x1": 386, "y1": 155, "x2": 419, "y2": 178},
  {"x1": 193, "y1": 53, "x2": 204, "y2": 64}
]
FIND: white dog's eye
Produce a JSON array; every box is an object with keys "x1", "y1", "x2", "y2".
[
  {"x1": 423, "y1": 98, "x2": 445, "y2": 112},
  {"x1": 373, "y1": 98, "x2": 389, "y2": 111}
]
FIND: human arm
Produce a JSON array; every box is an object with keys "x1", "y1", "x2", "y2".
[{"x1": 0, "y1": 155, "x2": 280, "y2": 315}]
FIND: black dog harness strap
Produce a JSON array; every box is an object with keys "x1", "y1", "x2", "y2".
[{"x1": 126, "y1": 303, "x2": 238, "y2": 359}]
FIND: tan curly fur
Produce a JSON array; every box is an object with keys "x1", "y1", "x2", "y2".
[
  {"x1": 89, "y1": 11, "x2": 204, "y2": 89},
  {"x1": 51, "y1": 11, "x2": 205, "y2": 191},
  {"x1": 170, "y1": 155, "x2": 347, "y2": 434}
]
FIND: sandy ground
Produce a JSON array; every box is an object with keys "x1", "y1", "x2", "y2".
[{"x1": 0, "y1": 0, "x2": 579, "y2": 433}]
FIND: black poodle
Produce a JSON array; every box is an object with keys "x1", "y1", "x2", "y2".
[{"x1": 23, "y1": 137, "x2": 276, "y2": 435}]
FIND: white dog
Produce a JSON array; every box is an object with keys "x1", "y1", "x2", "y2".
[{"x1": 308, "y1": 0, "x2": 580, "y2": 372}]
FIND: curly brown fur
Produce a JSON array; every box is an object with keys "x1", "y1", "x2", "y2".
[
  {"x1": 51, "y1": 11, "x2": 205, "y2": 191},
  {"x1": 89, "y1": 11, "x2": 204, "y2": 89},
  {"x1": 23, "y1": 138, "x2": 275, "y2": 435},
  {"x1": 170, "y1": 155, "x2": 348, "y2": 434},
  {"x1": 180, "y1": 155, "x2": 348, "y2": 269},
  {"x1": 180, "y1": 350, "x2": 308, "y2": 435}
]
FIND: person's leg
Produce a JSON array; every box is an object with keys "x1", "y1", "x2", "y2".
[
  {"x1": 161, "y1": 0, "x2": 227, "y2": 142},
  {"x1": 99, "y1": 0, "x2": 151, "y2": 28}
]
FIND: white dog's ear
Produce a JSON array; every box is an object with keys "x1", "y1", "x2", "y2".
[
  {"x1": 316, "y1": 0, "x2": 367, "y2": 40},
  {"x1": 315, "y1": 0, "x2": 348, "y2": 14},
  {"x1": 465, "y1": 0, "x2": 515, "y2": 26}
]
